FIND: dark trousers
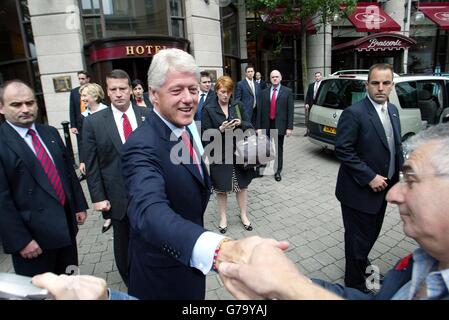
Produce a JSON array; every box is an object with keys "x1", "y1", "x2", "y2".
[
  {"x1": 268, "y1": 120, "x2": 285, "y2": 173},
  {"x1": 12, "y1": 244, "x2": 78, "y2": 277},
  {"x1": 341, "y1": 202, "x2": 387, "y2": 290},
  {"x1": 112, "y1": 215, "x2": 130, "y2": 286}
]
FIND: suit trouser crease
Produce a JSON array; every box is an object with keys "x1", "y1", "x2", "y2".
[
  {"x1": 112, "y1": 215, "x2": 130, "y2": 286},
  {"x1": 341, "y1": 202, "x2": 387, "y2": 289}
]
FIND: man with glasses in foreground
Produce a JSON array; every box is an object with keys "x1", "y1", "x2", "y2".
[{"x1": 217, "y1": 123, "x2": 449, "y2": 300}]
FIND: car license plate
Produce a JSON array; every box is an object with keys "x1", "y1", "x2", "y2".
[{"x1": 323, "y1": 126, "x2": 336, "y2": 135}]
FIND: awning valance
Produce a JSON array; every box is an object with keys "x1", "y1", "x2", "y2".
[
  {"x1": 419, "y1": 2, "x2": 449, "y2": 30},
  {"x1": 332, "y1": 32, "x2": 417, "y2": 53},
  {"x1": 348, "y1": 2, "x2": 401, "y2": 32}
]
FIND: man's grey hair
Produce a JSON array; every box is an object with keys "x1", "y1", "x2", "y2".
[
  {"x1": 404, "y1": 123, "x2": 449, "y2": 175},
  {"x1": 147, "y1": 48, "x2": 200, "y2": 92}
]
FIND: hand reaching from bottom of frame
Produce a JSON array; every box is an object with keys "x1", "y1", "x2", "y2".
[
  {"x1": 32, "y1": 272, "x2": 108, "y2": 300},
  {"x1": 218, "y1": 242, "x2": 342, "y2": 300}
]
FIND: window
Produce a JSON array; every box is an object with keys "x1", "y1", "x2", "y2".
[
  {"x1": 0, "y1": 0, "x2": 47, "y2": 123},
  {"x1": 79, "y1": 0, "x2": 184, "y2": 41},
  {"x1": 396, "y1": 81, "x2": 418, "y2": 109},
  {"x1": 316, "y1": 79, "x2": 366, "y2": 110},
  {"x1": 416, "y1": 80, "x2": 445, "y2": 124}
]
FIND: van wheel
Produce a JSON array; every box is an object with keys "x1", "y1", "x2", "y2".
[{"x1": 402, "y1": 133, "x2": 414, "y2": 142}]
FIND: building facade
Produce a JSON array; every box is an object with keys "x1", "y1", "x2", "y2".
[{"x1": 1, "y1": 0, "x2": 448, "y2": 129}]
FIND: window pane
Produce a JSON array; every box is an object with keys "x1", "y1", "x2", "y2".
[
  {"x1": 222, "y1": 6, "x2": 239, "y2": 56},
  {"x1": 170, "y1": 0, "x2": 182, "y2": 17},
  {"x1": 0, "y1": 61, "x2": 29, "y2": 84},
  {"x1": 396, "y1": 82, "x2": 418, "y2": 110},
  {"x1": 0, "y1": 0, "x2": 26, "y2": 61},
  {"x1": 24, "y1": 22, "x2": 36, "y2": 58},
  {"x1": 20, "y1": 0, "x2": 30, "y2": 22},
  {"x1": 171, "y1": 18, "x2": 184, "y2": 37},
  {"x1": 103, "y1": 0, "x2": 168, "y2": 37},
  {"x1": 82, "y1": 0, "x2": 101, "y2": 14},
  {"x1": 84, "y1": 17, "x2": 102, "y2": 41}
]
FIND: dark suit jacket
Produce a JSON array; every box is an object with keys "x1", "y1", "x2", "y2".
[
  {"x1": 256, "y1": 79, "x2": 267, "y2": 91},
  {"x1": 335, "y1": 98, "x2": 403, "y2": 214},
  {"x1": 122, "y1": 111, "x2": 212, "y2": 299},
  {"x1": 194, "y1": 90, "x2": 216, "y2": 121},
  {"x1": 82, "y1": 105, "x2": 148, "y2": 221},
  {"x1": 69, "y1": 86, "x2": 83, "y2": 130},
  {"x1": 0, "y1": 123, "x2": 88, "y2": 254},
  {"x1": 305, "y1": 82, "x2": 316, "y2": 107},
  {"x1": 235, "y1": 79, "x2": 260, "y2": 120},
  {"x1": 256, "y1": 85, "x2": 294, "y2": 135}
]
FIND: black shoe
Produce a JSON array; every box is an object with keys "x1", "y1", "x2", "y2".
[
  {"x1": 218, "y1": 225, "x2": 228, "y2": 234},
  {"x1": 303, "y1": 132, "x2": 308, "y2": 137},
  {"x1": 274, "y1": 172, "x2": 282, "y2": 181},
  {"x1": 102, "y1": 220, "x2": 112, "y2": 233},
  {"x1": 243, "y1": 223, "x2": 253, "y2": 231}
]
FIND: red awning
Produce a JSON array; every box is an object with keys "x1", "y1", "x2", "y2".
[
  {"x1": 332, "y1": 32, "x2": 417, "y2": 53},
  {"x1": 419, "y1": 2, "x2": 449, "y2": 30},
  {"x1": 348, "y1": 2, "x2": 401, "y2": 32}
]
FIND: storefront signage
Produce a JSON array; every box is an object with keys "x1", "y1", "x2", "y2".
[
  {"x1": 357, "y1": 37, "x2": 408, "y2": 52},
  {"x1": 125, "y1": 45, "x2": 167, "y2": 56},
  {"x1": 86, "y1": 37, "x2": 190, "y2": 63}
]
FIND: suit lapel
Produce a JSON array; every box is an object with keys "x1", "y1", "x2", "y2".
[
  {"x1": 152, "y1": 113, "x2": 207, "y2": 187},
  {"x1": 366, "y1": 98, "x2": 389, "y2": 150},
  {"x1": 133, "y1": 105, "x2": 145, "y2": 126},
  {"x1": 244, "y1": 80, "x2": 255, "y2": 97},
  {"x1": 104, "y1": 108, "x2": 123, "y2": 152},
  {"x1": 2, "y1": 124, "x2": 60, "y2": 202},
  {"x1": 388, "y1": 103, "x2": 401, "y2": 147}
]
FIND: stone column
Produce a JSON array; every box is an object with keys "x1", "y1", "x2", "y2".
[
  {"x1": 307, "y1": 22, "x2": 332, "y2": 82},
  {"x1": 184, "y1": 0, "x2": 224, "y2": 78},
  {"x1": 29, "y1": 0, "x2": 85, "y2": 129}
]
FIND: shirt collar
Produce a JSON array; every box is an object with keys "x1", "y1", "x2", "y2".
[
  {"x1": 410, "y1": 248, "x2": 449, "y2": 299},
  {"x1": 6, "y1": 120, "x2": 36, "y2": 139},
  {"x1": 367, "y1": 94, "x2": 387, "y2": 111},
  {"x1": 111, "y1": 102, "x2": 133, "y2": 118},
  {"x1": 153, "y1": 108, "x2": 186, "y2": 139}
]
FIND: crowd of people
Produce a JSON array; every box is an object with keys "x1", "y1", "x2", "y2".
[{"x1": 1, "y1": 48, "x2": 448, "y2": 301}]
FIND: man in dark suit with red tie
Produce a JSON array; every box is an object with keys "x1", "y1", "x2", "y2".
[
  {"x1": 304, "y1": 71, "x2": 322, "y2": 136},
  {"x1": 256, "y1": 70, "x2": 294, "y2": 182},
  {"x1": 0, "y1": 80, "x2": 88, "y2": 276},
  {"x1": 82, "y1": 69, "x2": 149, "y2": 286}
]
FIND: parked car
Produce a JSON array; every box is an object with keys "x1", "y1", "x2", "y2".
[{"x1": 307, "y1": 72, "x2": 449, "y2": 150}]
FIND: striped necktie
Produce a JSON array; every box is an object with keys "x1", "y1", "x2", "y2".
[{"x1": 27, "y1": 129, "x2": 66, "y2": 205}]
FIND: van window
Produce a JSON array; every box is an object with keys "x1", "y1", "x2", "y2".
[
  {"x1": 396, "y1": 81, "x2": 417, "y2": 109},
  {"x1": 417, "y1": 80, "x2": 445, "y2": 124},
  {"x1": 315, "y1": 79, "x2": 366, "y2": 110}
]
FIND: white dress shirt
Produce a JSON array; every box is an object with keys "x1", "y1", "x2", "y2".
[
  {"x1": 367, "y1": 94, "x2": 388, "y2": 122},
  {"x1": 7, "y1": 121, "x2": 54, "y2": 162},
  {"x1": 111, "y1": 104, "x2": 138, "y2": 144}
]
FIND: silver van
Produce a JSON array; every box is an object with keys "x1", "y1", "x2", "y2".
[{"x1": 307, "y1": 72, "x2": 449, "y2": 150}]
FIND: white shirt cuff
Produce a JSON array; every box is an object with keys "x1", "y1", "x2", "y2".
[{"x1": 190, "y1": 231, "x2": 226, "y2": 274}]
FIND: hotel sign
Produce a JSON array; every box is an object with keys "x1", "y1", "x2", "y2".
[{"x1": 86, "y1": 37, "x2": 190, "y2": 63}]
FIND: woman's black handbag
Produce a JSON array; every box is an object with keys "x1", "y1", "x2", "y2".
[{"x1": 234, "y1": 133, "x2": 276, "y2": 169}]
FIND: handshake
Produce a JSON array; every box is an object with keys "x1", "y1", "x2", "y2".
[{"x1": 31, "y1": 236, "x2": 340, "y2": 300}]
